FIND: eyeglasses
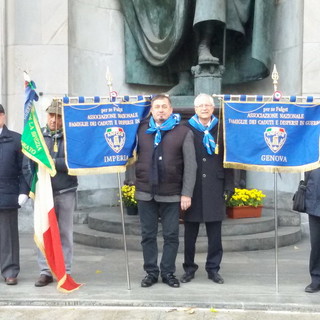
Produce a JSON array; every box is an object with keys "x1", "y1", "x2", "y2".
[{"x1": 195, "y1": 104, "x2": 214, "y2": 108}]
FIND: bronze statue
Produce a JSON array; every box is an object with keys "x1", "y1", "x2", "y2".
[{"x1": 120, "y1": 0, "x2": 275, "y2": 95}]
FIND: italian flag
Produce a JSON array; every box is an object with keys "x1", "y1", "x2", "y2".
[
  {"x1": 31, "y1": 165, "x2": 81, "y2": 292},
  {"x1": 22, "y1": 76, "x2": 81, "y2": 292}
]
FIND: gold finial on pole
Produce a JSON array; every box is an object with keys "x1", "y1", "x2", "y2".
[
  {"x1": 106, "y1": 67, "x2": 118, "y2": 99},
  {"x1": 106, "y1": 66, "x2": 113, "y2": 95},
  {"x1": 272, "y1": 64, "x2": 279, "y2": 93}
]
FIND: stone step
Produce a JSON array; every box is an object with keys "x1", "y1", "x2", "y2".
[
  {"x1": 74, "y1": 224, "x2": 301, "y2": 252},
  {"x1": 74, "y1": 206, "x2": 302, "y2": 252},
  {"x1": 88, "y1": 210, "x2": 276, "y2": 236},
  {"x1": 86, "y1": 207, "x2": 299, "y2": 236}
]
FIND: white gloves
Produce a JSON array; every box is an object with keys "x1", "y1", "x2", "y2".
[{"x1": 18, "y1": 194, "x2": 29, "y2": 206}]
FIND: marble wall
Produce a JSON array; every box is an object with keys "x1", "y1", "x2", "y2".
[
  {"x1": 68, "y1": 0, "x2": 126, "y2": 97},
  {"x1": 302, "y1": 0, "x2": 320, "y2": 95},
  {"x1": 1, "y1": 0, "x2": 69, "y2": 130},
  {"x1": 0, "y1": 0, "x2": 7, "y2": 114}
]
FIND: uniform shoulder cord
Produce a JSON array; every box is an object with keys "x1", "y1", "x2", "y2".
[{"x1": 215, "y1": 98, "x2": 223, "y2": 155}]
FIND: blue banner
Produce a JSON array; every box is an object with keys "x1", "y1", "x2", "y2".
[
  {"x1": 223, "y1": 100, "x2": 320, "y2": 172},
  {"x1": 62, "y1": 98, "x2": 151, "y2": 175}
]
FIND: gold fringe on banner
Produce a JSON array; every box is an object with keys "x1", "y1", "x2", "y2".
[
  {"x1": 68, "y1": 165, "x2": 127, "y2": 176},
  {"x1": 66, "y1": 153, "x2": 138, "y2": 176},
  {"x1": 223, "y1": 161, "x2": 320, "y2": 174}
]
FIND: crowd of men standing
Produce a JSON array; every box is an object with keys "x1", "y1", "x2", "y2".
[{"x1": 1, "y1": 93, "x2": 319, "y2": 295}]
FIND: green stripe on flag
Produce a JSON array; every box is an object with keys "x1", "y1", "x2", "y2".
[{"x1": 22, "y1": 106, "x2": 56, "y2": 177}]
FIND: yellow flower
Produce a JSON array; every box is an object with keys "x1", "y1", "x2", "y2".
[
  {"x1": 121, "y1": 184, "x2": 137, "y2": 207},
  {"x1": 226, "y1": 188, "x2": 266, "y2": 208}
]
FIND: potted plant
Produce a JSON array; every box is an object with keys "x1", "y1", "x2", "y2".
[
  {"x1": 226, "y1": 188, "x2": 266, "y2": 219},
  {"x1": 121, "y1": 183, "x2": 138, "y2": 215}
]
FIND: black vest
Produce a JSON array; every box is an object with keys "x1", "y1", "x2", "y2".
[{"x1": 135, "y1": 120, "x2": 189, "y2": 196}]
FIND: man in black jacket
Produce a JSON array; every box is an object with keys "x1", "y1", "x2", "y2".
[
  {"x1": 0, "y1": 104, "x2": 29, "y2": 285},
  {"x1": 180, "y1": 93, "x2": 234, "y2": 285},
  {"x1": 135, "y1": 94, "x2": 197, "y2": 288},
  {"x1": 34, "y1": 100, "x2": 78, "y2": 287},
  {"x1": 304, "y1": 169, "x2": 320, "y2": 293}
]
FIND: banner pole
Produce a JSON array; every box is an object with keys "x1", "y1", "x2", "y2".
[
  {"x1": 117, "y1": 172, "x2": 131, "y2": 290},
  {"x1": 274, "y1": 172, "x2": 279, "y2": 293},
  {"x1": 271, "y1": 65, "x2": 279, "y2": 293}
]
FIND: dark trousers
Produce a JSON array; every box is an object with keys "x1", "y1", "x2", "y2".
[
  {"x1": 308, "y1": 214, "x2": 320, "y2": 285},
  {"x1": 183, "y1": 221, "x2": 223, "y2": 274},
  {"x1": 138, "y1": 200, "x2": 180, "y2": 278},
  {"x1": 0, "y1": 209, "x2": 20, "y2": 279}
]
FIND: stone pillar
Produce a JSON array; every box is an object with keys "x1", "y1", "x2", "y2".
[
  {"x1": 191, "y1": 62, "x2": 224, "y2": 95},
  {"x1": 0, "y1": 0, "x2": 6, "y2": 107}
]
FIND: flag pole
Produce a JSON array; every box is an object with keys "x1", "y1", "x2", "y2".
[
  {"x1": 274, "y1": 171, "x2": 279, "y2": 293},
  {"x1": 106, "y1": 67, "x2": 131, "y2": 290},
  {"x1": 272, "y1": 64, "x2": 279, "y2": 293},
  {"x1": 117, "y1": 172, "x2": 131, "y2": 290}
]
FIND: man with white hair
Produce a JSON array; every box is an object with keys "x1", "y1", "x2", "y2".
[{"x1": 181, "y1": 93, "x2": 234, "y2": 284}]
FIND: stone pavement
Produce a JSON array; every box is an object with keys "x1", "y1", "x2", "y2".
[{"x1": 1, "y1": 232, "x2": 320, "y2": 319}]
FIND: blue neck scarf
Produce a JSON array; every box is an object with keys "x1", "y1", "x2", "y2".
[
  {"x1": 188, "y1": 114, "x2": 218, "y2": 155},
  {"x1": 146, "y1": 113, "x2": 181, "y2": 147}
]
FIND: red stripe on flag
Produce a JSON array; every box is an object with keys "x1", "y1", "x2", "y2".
[
  {"x1": 59, "y1": 274, "x2": 82, "y2": 292},
  {"x1": 43, "y1": 208, "x2": 81, "y2": 292}
]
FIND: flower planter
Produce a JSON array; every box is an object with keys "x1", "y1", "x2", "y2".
[
  {"x1": 121, "y1": 184, "x2": 137, "y2": 210},
  {"x1": 125, "y1": 206, "x2": 138, "y2": 216},
  {"x1": 227, "y1": 205, "x2": 262, "y2": 219}
]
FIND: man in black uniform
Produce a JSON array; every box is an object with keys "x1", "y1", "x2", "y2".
[
  {"x1": 181, "y1": 93, "x2": 234, "y2": 284},
  {"x1": 0, "y1": 104, "x2": 29, "y2": 285}
]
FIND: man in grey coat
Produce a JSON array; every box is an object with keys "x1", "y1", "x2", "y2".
[
  {"x1": 0, "y1": 104, "x2": 29, "y2": 285},
  {"x1": 34, "y1": 100, "x2": 78, "y2": 287},
  {"x1": 181, "y1": 93, "x2": 234, "y2": 284}
]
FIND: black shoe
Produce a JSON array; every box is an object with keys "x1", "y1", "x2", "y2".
[
  {"x1": 5, "y1": 277, "x2": 18, "y2": 285},
  {"x1": 180, "y1": 272, "x2": 195, "y2": 283},
  {"x1": 162, "y1": 273, "x2": 180, "y2": 288},
  {"x1": 305, "y1": 283, "x2": 320, "y2": 293},
  {"x1": 208, "y1": 272, "x2": 224, "y2": 284},
  {"x1": 141, "y1": 274, "x2": 158, "y2": 288},
  {"x1": 35, "y1": 275, "x2": 53, "y2": 287}
]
